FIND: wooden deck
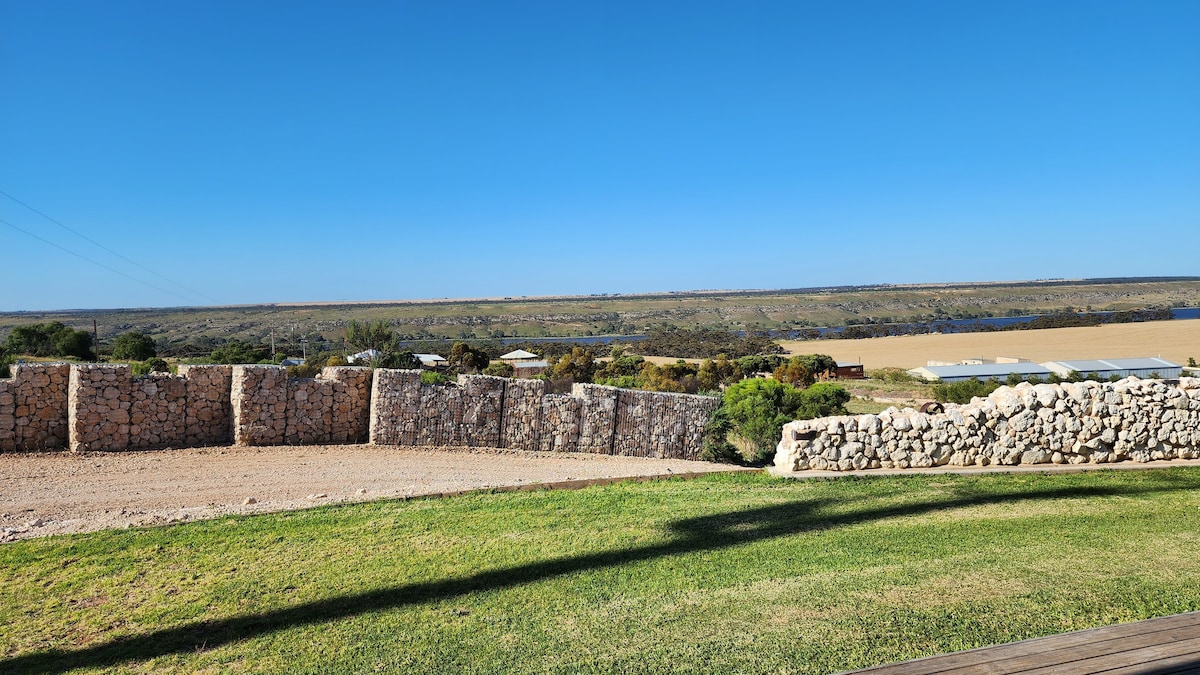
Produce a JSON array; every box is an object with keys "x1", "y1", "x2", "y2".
[{"x1": 843, "y1": 611, "x2": 1200, "y2": 674}]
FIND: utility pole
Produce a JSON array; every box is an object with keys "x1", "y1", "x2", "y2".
[
  {"x1": 93, "y1": 319, "x2": 99, "y2": 362},
  {"x1": 271, "y1": 327, "x2": 276, "y2": 356}
]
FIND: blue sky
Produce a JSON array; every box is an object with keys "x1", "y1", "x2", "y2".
[{"x1": 2, "y1": 0, "x2": 1197, "y2": 311}]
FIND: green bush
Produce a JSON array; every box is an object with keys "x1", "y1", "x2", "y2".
[
  {"x1": 933, "y1": 377, "x2": 1001, "y2": 403},
  {"x1": 482, "y1": 361, "x2": 514, "y2": 377},
  {"x1": 720, "y1": 378, "x2": 851, "y2": 465},
  {"x1": 421, "y1": 371, "x2": 451, "y2": 385},
  {"x1": 111, "y1": 331, "x2": 157, "y2": 361},
  {"x1": 722, "y1": 379, "x2": 805, "y2": 464}
]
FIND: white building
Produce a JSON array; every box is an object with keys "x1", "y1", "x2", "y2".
[{"x1": 1041, "y1": 357, "x2": 1181, "y2": 380}]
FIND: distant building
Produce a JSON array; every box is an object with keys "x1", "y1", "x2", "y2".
[
  {"x1": 1041, "y1": 357, "x2": 1181, "y2": 380},
  {"x1": 280, "y1": 357, "x2": 306, "y2": 367},
  {"x1": 907, "y1": 362, "x2": 1054, "y2": 383},
  {"x1": 415, "y1": 353, "x2": 448, "y2": 368},
  {"x1": 499, "y1": 349, "x2": 539, "y2": 361},
  {"x1": 512, "y1": 360, "x2": 549, "y2": 378},
  {"x1": 835, "y1": 361, "x2": 865, "y2": 379},
  {"x1": 347, "y1": 349, "x2": 381, "y2": 364}
]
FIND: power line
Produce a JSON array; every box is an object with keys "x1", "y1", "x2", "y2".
[
  {"x1": 0, "y1": 216, "x2": 196, "y2": 304},
  {"x1": 0, "y1": 188, "x2": 218, "y2": 303}
]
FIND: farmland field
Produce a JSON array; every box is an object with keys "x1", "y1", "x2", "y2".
[{"x1": 780, "y1": 319, "x2": 1200, "y2": 370}]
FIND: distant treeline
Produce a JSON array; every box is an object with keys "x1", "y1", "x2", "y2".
[{"x1": 620, "y1": 328, "x2": 784, "y2": 359}]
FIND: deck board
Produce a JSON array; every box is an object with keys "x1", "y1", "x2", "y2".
[{"x1": 843, "y1": 611, "x2": 1200, "y2": 674}]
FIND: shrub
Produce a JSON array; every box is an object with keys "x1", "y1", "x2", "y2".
[
  {"x1": 421, "y1": 371, "x2": 451, "y2": 385},
  {"x1": 722, "y1": 379, "x2": 805, "y2": 464},
  {"x1": 721, "y1": 378, "x2": 851, "y2": 465},
  {"x1": 111, "y1": 331, "x2": 157, "y2": 361},
  {"x1": 870, "y1": 367, "x2": 918, "y2": 383},
  {"x1": 933, "y1": 377, "x2": 1001, "y2": 403},
  {"x1": 482, "y1": 361, "x2": 514, "y2": 377}
]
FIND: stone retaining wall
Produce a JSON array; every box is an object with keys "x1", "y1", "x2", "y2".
[
  {"x1": 775, "y1": 377, "x2": 1200, "y2": 473},
  {"x1": 365, "y1": 370, "x2": 718, "y2": 458},
  {"x1": 131, "y1": 373, "x2": 187, "y2": 448},
  {"x1": 3, "y1": 363, "x2": 718, "y2": 458},
  {"x1": 178, "y1": 365, "x2": 233, "y2": 446},
  {"x1": 13, "y1": 363, "x2": 70, "y2": 450},
  {"x1": 232, "y1": 365, "x2": 374, "y2": 446},
  {"x1": 69, "y1": 364, "x2": 132, "y2": 452}
]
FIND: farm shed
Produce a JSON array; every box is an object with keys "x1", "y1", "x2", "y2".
[
  {"x1": 1041, "y1": 357, "x2": 1181, "y2": 379},
  {"x1": 415, "y1": 353, "x2": 448, "y2": 368},
  {"x1": 835, "y1": 361, "x2": 865, "y2": 379},
  {"x1": 512, "y1": 360, "x2": 549, "y2": 377},
  {"x1": 907, "y1": 362, "x2": 1054, "y2": 383}
]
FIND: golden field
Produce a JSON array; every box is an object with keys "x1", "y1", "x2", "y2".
[{"x1": 779, "y1": 320, "x2": 1200, "y2": 370}]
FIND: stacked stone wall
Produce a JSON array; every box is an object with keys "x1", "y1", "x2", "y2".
[
  {"x1": 574, "y1": 384, "x2": 618, "y2": 453},
  {"x1": 500, "y1": 378, "x2": 544, "y2": 451},
  {"x1": 11, "y1": 363, "x2": 70, "y2": 450},
  {"x1": 231, "y1": 366, "x2": 288, "y2": 446},
  {"x1": 368, "y1": 369, "x2": 423, "y2": 445},
  {"x1": 612, "y1": 389, "x2": 719, "y2": 459},
  {"x1": 458, "y1": 375, "x2": 505, "y2": 447},
  {"x1": 68, "y1": 364, "x2": 132, "y2": 452},
  {"x1": 539, "y1": 395, "x2": 581, "y2": 452},
  {"x1": 178, "y1": 365, "x2": 233, "y2": 446},
  {"x1": 323, "y1": 367, "x2": 372, "y2": 443},
  {"x1": 130, "y1": 373, "x2": 187, "y2": 448},
  {"x1": 0, "y1": 378, "x2": 14, "y2": 451},
  {"x1": 9, "y1": 362, "x2": 718, "y2": 458},
  {"x1": 775, "y1": 377, "x2": 1200, "y2": 473}
]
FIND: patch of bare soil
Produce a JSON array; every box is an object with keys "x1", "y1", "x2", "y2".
[{"x1": 0, "y1": 445, "x2": 747, "y2": 542}]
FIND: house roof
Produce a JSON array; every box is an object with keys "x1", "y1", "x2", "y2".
[
  {"x1": 500, "y1": 349, "x2": 539, "y2": 360},
  {"x1": 513, "y1": 360, "x2": 549, "y2": 369},
  {"x1": 415, "y1": 353, "x2": 446, "y2": 366}
]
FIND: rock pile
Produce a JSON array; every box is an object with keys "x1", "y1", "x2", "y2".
[{"x1": 775, "y1": 377, "x2": 1200, "y2": 472}]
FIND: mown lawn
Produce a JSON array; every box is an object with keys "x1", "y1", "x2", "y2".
[{"x1": 3, "y1": 468, "x2": 1200, "y2": 674}]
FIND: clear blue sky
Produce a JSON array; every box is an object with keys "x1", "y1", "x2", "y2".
[{"x1": 2, "y1": 0, "x2": 1197, "y2": 311}]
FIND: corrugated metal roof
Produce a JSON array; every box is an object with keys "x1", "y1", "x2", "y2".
[
  {"x1": 1049, "y1": 357, "x2": 1179, "y2": 372},
  {"x1": 415, "y1": 353, "x2": 446, "y2": 365},
  {"x1": 513, "y1": 360, "x2": 549, "y2": 368},
  {"x1": 836, "y1": 361, "x2": 862, "y2": 368},
  {"x1": 920, "y1": 363, "x2": 1053, "y2": 379}
]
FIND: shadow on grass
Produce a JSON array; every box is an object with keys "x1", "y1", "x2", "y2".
[{"x1": 7, "y1": 474, "x2": 1198, "y2": 673}]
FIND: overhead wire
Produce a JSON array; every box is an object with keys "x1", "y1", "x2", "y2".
[
  {"x1": 0, "y1": 216, "x2": 196, "y2": 304},
  {"x1": 0, "y1": 188, "x2": 218, "y2": 303}
]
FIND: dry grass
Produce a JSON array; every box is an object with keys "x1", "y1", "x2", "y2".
[{"x1": 780, "y1": 320, "x2": 1200, "y2": 370}]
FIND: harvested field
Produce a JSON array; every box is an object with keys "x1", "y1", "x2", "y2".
[{"x1": 780, "y1": 319, "x2": 1200, "y2": 370}]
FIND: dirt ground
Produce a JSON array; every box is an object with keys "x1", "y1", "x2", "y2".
[{"x1": 0, "y1": 445, "x2": 745, "y2": 543}]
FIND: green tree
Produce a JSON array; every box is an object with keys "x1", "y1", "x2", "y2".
[
  {"x1": 5, "y1": 322, "x2": 93, "y2": 359},
  {"x1": 345, "y1": 320, "x2": 398, "y2": 355},
  {"x1": 111, "y1": 331, "x2": 157, "y2": 361},
  {"x1": 449, "y1": 342, "x2": 490, "y2": 373},
  {"x1": 209, "y1": 340, "x2": 271, "y2": 364},
  {"x1": 547, "y1": 347, "x2": 596, "y2": 384}
]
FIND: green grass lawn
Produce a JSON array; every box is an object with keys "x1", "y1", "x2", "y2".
[{"x1": 4, "y1": 469, "x2": 1200, "y2": 674}]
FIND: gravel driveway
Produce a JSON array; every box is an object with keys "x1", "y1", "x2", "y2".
[{"x1": 0, "y1": 445, "x2": 747, "y2": 542}]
